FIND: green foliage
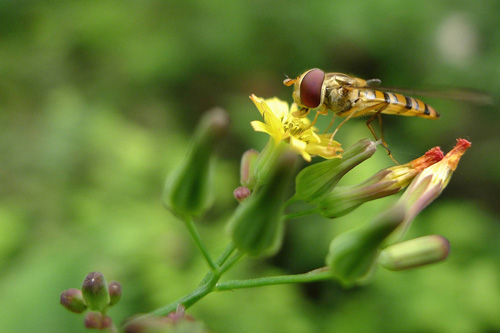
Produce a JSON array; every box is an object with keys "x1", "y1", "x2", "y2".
[{"x1": 1, "y1": 1, "x2": 500, "y2": 332}]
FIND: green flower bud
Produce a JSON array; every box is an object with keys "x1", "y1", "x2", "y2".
[
  {"x1": 240, "y1": 149, "x2": 259, "y2": 189},
  {"x1": 294, "y1": 139, "x2": 377, "y2": 203},
  {"x1": 163, "y1": 108, "x2": 230, "y2": 217},
  {"x1": 229, "y1": 150, "x2": 297, "y2": 256},
  {"x1": 379, "y1": 235, "x2": 450, "y2": 271},
  {"x1": 108, "y1": 281, "x2": 122, "y2": 306},
  {"x1": 60, "y1": 288, "x2": 87, "y2": 314},
  {"x1": 84, "y1": 311, "x2": 113, "y2": 329},
  {"x1": 326, "y1": 204, "x2": 406, "y2": 286},
  {"x1": 253, "y1": 138, "x2": 290, "y2": 185},
  {"x1": 318, "y1": 147, "x2": 444, "y2": 218},
  {"x1": 81, "y1": 272, "x2": 110, "y2": 312}
]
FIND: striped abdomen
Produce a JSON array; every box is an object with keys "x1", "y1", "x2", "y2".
[{"x1": 361, "y1": 90, "x2": 440, "y2": 119}]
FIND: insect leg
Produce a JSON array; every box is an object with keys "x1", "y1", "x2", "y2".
[
  {"x1": 292, "y1": 107, "x2": 311, "y2": 118},
  {"x1": 308, "y1": 111, "x2": 321, "y2": 129},
  {"x1": 323, "y1": 113, "x2": 337, "y2": 134},
  {"x1": 304, "y1": 105, "x2": 329, "y2": 131},
  {"x1": 327, "y1": 106, "x2": 362, "y2": 146},
  {"x1": 365, "y1": 105, "x2": 400, "y2": 164}
]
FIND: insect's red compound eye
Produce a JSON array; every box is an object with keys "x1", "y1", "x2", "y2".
[{"x1": 300, "y1": 69, "x2": 325, "y2": 108}]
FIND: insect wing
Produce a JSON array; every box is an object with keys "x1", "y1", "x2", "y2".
[{"x1": 357, "y1": 85, "x2": 493, "y2": 105}]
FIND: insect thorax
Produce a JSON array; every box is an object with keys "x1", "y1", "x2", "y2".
[
  {"x1": 324, "y1": 86, "x2": 354, "y2": 114},
  {"x1": 323, "y1": 74, "x2": 357, "y2": 114}
]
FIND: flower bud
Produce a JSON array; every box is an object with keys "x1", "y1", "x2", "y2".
[
  {"x1": 240, "y1": 149, "x2": 259, "y2": 189},
  {"x1": 294, "y1": 139, "x2": 378, "y2": 203},
  {"x1": 229, "y1": 151, "x2": 297, "y2": 256},
  {"x1": 60, "y1": 288, "x2": 87, "y2": 314},
  {"x1": 326, "y1": 204, "x2": 406, "y2": 286},
  {"x1": 81, "y1": 272, "x2": 110, "y2": 312},
  {"x1": 163, "y1": 108, "x2": 230, "y2": 217},
  {"x1": 233, "y1": 186, "x2": 251, "y2": 202},
  {"x1": 84, "y1": 311, "x2": 113, "y2": 329},
  {"x1": 388, "y1": 139, "x2": 471, "y2": 243},
  {"x1": 108, "y1": 281, "x2": 122, "y2": 306},
  {"x1": 379, "y1": 235, "x2": 450, "y2": 271},
  {"x1": 317, "y1": 147, "x2": 444, "y2": 218}
]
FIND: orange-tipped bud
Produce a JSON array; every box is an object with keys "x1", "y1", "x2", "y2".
[
  {"x1": 318, "y1": 146, "x2": 444, "y2": 218},
  {"x1": 388, "y1": 139, "x2": 471, "y2": 243}
]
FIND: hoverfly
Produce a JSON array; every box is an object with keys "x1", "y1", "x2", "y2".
[{"x1": 283, "y1": 68, "x2": 491, "y2": 162}]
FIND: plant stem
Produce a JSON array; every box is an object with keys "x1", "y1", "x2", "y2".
[
  {"x1": 150, "y1": 283, "x2": 213, "y2": 316},
  {"x1": 215, "y1": 267, "x2": 333, "y2": 291},
  {"x1": 216, "y1": 242, "x2": 236, "y2": 266},
  {"x1": 129, "y1": 243, "x2": 239, "y2": 328},
  {"x1": 184, "y1": 215, "x2": 217, "y2": 272},
  {"x1": 219, "y1": 251, "x2": 244, "y2": 274},
  {"x1": 198, "y1": 242, "x2": 236, "y2": 287},
  {"x1": 124, "y1": 262, "x2": 332, "y2": 329}
]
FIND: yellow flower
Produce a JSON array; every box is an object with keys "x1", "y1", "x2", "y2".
[{"x1": 249, "y1": 94, "x2": 342, "y2": 162}]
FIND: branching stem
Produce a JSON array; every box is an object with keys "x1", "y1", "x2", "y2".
[
  {"x1": 215, "y1": 267, "x2": 333, "y2": 291},
  {"x1": 184, "y1": 215, "x2": 217, "y2": 272}
]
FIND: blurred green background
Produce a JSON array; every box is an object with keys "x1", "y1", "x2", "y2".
[{"x1": 1, "y1": 1, "x2": 500, "y2": 332}]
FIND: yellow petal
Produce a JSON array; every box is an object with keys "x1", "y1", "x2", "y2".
[
  {"x1": 264, "y1": 97, "x2": 290, "y2": 119},
  {"x1": 300, "y1": 129, "x2": 322, "y2": 144},
  {"x1": 263, "y1": 109, "x2": 284, "y2": 137},
  {"x1": 289, "y1": 136, "x2": 311, "y2": 161},
  {"x1": 300, "y1": 150, "x2": 312, "y2": 162},
  {"x1": 251, "y1": 120, "x2": 272, "y2": 134},
  {"x1": 306, "y1": 143, "x2": 343, "y2": 159},
  {"x1": 289, "y1": 135, "x2": 307, "y2": 151},
  {"x1": 251, "y1": 121, "x2": 282, "y2": 144},
  {"x1": 250, "y1": 94, "x2": 266, "y2": 116}
]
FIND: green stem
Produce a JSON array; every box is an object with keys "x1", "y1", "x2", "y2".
[
  {"x1": 150, "y1": 283, "x2": 213, "y2": 316},
  {"x1": 124, "y1": 255, "x2": 331, "y2": 329},
  {"x1": 216, "y1": 242, "x2": 237, "y2": 266},
  {"x1": 184, "y1": 215, "x2": 217, "y2": 272},
  {"x1": 198, "y1": 242, "x2": 236, "y2": 287},
  {"x1": 128, "y1": 282, "x2": 214, "y2": 326},
  {"x1": 219, "y1": 251, "x2": 244, "y2": 274},
  {"x1": 215, "y1": 267, "x2": 333, "y2": 291}
]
